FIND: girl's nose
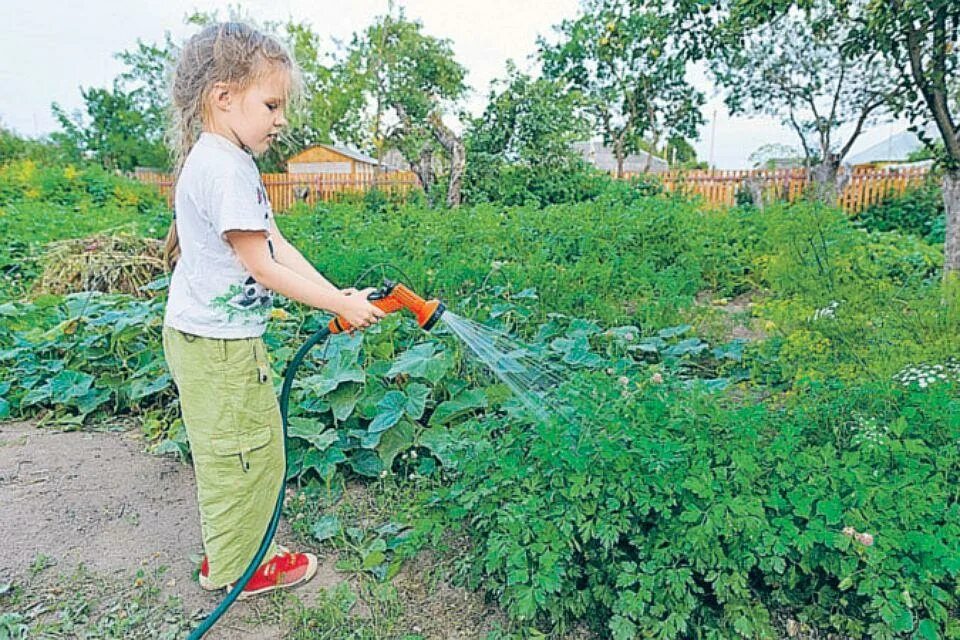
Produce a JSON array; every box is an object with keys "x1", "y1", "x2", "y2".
[{"x1": 276, "y1": 112, "x2": 288, "y2": 127}]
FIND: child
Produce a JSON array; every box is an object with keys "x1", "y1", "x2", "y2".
[{"x1": 161, "y1": 22, "x2": 385, "y2": 598}]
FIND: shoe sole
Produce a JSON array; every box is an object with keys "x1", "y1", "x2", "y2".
[
  {"x1": 227, "y1": 554, "x2": 318, "y2": 600},
  {"x1": 198, "y1": 573, "x2": 219, "y2": 591}
]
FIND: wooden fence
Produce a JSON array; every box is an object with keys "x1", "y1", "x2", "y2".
[
  {"x1": 640, "y1": 166, "x2": 931, "y2": 213},
  {"x1": 137, "y1": 166, "x2": 931, "y2": 214},
  {"x1": 136, "y1": 170, "x2": 421, "y2": 211}
]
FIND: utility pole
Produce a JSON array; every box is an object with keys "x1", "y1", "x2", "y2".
[{"x1": 708, "y1": 109, "x2": 717, "y2": 169}]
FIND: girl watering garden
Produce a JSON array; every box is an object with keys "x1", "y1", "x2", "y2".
[{"x1": 161, "y1": 22, "x2": 385, "y2": 597}]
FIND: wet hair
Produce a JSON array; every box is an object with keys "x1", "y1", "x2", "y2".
[{"x1": 163, "y1": 22, "x2": 300, "y2": 270}]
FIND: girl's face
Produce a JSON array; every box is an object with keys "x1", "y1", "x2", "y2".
[{"x1": 206, "y1": 67, "x2": 290, "y2": 156}]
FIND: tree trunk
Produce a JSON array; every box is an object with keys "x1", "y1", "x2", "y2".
[
  {"x1": 614, "y1": 140, "x2": 625, "y2": 179},
  {"x1": 428, "y1": 113, "x2": 465, "y2": 208},
  {"x1": 743, "y1": 174, "x2": 765, "y2": 210},
  {"x1": 810, "y1": 157, "x2": 842, "y2": 204},
  {"x1": 944, "y1": 169, "x2": 960, "y2": 277},
  {"x1": 412, "y1": 146, "x2": 435, "y2": 205}
]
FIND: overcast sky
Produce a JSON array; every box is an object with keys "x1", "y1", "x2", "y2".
[{"x1": 0, "y1": 0, "x2": 908, "y2": 169}]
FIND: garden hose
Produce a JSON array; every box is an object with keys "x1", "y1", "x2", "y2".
[{"x1": 187, "y1": 279, "x2": 444, "y2": 639}]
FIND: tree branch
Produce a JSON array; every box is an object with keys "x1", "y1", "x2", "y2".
[
  {"x1": 838, "y1": 97, "x2": 885, "y2": 161},
  {"x1": 904, "y1": 9, "x2": 960, "y2": 162},
  {"x1": 787, "y1": 103, "x2": 814, "y2": 163}
]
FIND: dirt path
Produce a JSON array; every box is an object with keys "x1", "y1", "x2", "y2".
[{"x1": 0, "y1": 420, "x2": 343, "y2": 639}]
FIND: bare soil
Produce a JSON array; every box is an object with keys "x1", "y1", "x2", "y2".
[{"x1": 0, "y1": 420, "x2": 511, "y2": 639}]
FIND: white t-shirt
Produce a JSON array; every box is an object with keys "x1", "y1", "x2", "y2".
[{"x1": 164, "y1": 132, "x2": 276, "y2": 339}]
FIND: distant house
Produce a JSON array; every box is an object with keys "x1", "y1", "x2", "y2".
[
  {"x1": 286, "y1": 144, "x2": 381, "y2": 176},
  {"x1": 844, "y1": 129, "x2": 931, "y2": 168},
  {"x1": 571, "y1": 140, "x2": 670, "y2": 174}
]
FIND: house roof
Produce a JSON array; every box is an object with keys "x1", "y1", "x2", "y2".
[
  {"x1": 844, "y1": 128, "x2": 933, "y2": 165},
  {"x1": 571, "y1": 140, "x2": 670, "y2": 172},
  {"x1": 322, "y1": 144, "x2": 379, "y2": 165},
  {"x1": 287, "y1": 143, "x2": 380, "y2": 166}
]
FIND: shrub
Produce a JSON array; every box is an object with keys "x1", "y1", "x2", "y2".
[
  {"x1": 414, "y1": 375, "x2": 960, "y2": 639},
  {"x1": 856, "y1": 180, "x2": 945, "y2": 244}
]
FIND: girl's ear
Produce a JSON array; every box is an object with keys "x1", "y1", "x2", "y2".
[{"x1": 209, "y1": 82, "x2": 233, "y2": 113}]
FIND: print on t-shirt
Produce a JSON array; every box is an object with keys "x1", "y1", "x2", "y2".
[
  {"x1": 208, "y1": 178, "x2": 274, "y2": 321},
  {"x1": 211, "y1": 275, "x2": 273, "y2": 319}
]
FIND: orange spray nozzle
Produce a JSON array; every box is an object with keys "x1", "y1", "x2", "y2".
[{"x1": 328, "y1": 280, "x2": 445, "y2": 335}]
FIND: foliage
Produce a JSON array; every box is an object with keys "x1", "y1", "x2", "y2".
[
  {"x1": 280, "y1": 194, "x2": 709, "y2": 329},
  {"x1": 330, "y1": 8, "x2": 467, "y2": 182},
  {"x1": 0, "y1": 293, "x2": 173, "y2": 426},
  {"x1": 540, "y1": 0, "x2": 705, "y2": 176},
  {"x1": 464, "y1": 62, "x2": 596, "y2": 206},
  {"x1": 413, "y1": 373, "x2": 960, "y2": 638},
  {"x1": 0, "y1": 160, "x2": 168, "y2": 300},
  {"x1": 51, "y1": 67, "x2": 171, "y2": 172},
  {"x1": 710, "y1": 1, "x2": 894, "y2": 171},
  {"x1": 856, "y1": 179, "x2": 945, "y2": 244}
]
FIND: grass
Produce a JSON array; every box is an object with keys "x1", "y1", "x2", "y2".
[{"x1": 1, "y1": 559, "x2": 191, "y2": 640}]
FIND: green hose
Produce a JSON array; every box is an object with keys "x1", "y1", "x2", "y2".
[{"x1": 186, "y1": 324, "x2": 332, "y2": 639}]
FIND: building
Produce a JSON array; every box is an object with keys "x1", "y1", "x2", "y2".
[
  {"x1": 844, "y1": 127, "x2": 934, "y2": 168},
  {"x1": 286, "y1": 144, "x2": 381, "y2": 176},
  {"x1": 571, "y1": 140, "x2": 670, "y2": 174}
]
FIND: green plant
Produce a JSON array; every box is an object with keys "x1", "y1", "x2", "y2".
[
  {"x1": 411, "y1": 374, "x2": 960, "y2": 639},
  {"x1": 856, "y1": 180, "x2": 945, "y2": 244}
]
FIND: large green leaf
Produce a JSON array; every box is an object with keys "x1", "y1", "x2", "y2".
[
  {"x1": 376, "y1": 420, "x2": 415, "y2": 470},
  {"x1": 288, "y1": 417, "x2": 338, "y2": 451},
  {"x1": 403, "y1": 383, "x2": 430, "y2": 420},
  {"x1": 301, "y1": 446, "x2": 346, "y2": 479},
  {"x1": 311, "y1": 514, "x2": 342, "y2": 543},
  {"x1": 369, "y1": 391, "x2": 406, "y2": 433},
  {"x1": 127, "y1": 373, "x2": 171, "y2": 401},
  {"x1": 302, "y1": 352, "x2": 365, "y2": 396},
  {"x1": 387, "y1": 343, "x2": 452, "y2": 383},
  {"x1": 74, "y1": 388, "x2": 111, "y2": 415},
  {"x1": 49, "y1": 370, "x2": 95, "y2": 400},
  {"x1": 551, "y1": 336, "x2": 604, "y2": 368},
  {"x1": 418, "y1": 426, "x2": 457, "y2": 468},
  {"x1": 429, "y1": 388, "x2": 487, "y2": 426},
  {"x1": 349, "y1": 449, "x2": 383, "y2": 477},
  {"x1": 327, "y1": 382, "x2": 361, "y2": 422}
]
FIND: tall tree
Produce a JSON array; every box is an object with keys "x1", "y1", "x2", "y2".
[
  {"x1": 540, "y1": 0, "x2": 704, "y2": 177},
  {"x1": 463, "y1": 62, "x2": 592, "y2": 204},
  {"x1": 711, "y1": 0, "x2": 896, "y2": 202},
  {"x1": 467, "y1": 61, "x2": 590, "y2": 167},
  {"x1": 847, "y1": 0, "x2": 960, "y2": 278},
  {"x1": 331, "y1": 9, "x2": 468, "y2": 206}
]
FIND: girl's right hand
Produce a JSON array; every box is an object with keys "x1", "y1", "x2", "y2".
[{"x1": 335, "y1": 287, "x2": 386, "y2": 329}]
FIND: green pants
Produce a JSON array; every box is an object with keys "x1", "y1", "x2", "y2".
[{"x1": 162, "y1": 326, "x2": 282, "y2": 588}]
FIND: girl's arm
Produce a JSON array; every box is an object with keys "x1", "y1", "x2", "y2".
[
  {"x1": 268, "y1": 219, "x2": 340, "y2": 292},
  {"x1": 226, "y1": 230, "x2": 384, "y2": 328}
]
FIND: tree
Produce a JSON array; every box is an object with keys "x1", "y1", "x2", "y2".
[
  {"x1": 844, "y1": 0, "x2": 960, "y2": 277},
  {"x1": 331, "y1": 9, "x2": 468, "y2": 206},
  {"x1": 463, "y1": 62, "x2": 594, "y2": 204},
  {"x1": 711, "y1": 0, "x2": 895, "y2": 202},
  {"x1": 51, "y1": 79, "x2": 170, "y2": 172},
  {"x1": 467, "y1": 61, "x2": 590, "y2": 167},
  {"x1": 540, "y1": 0, "x2": 705, "y2": 177}
]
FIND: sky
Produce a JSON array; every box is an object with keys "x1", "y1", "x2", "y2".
[{"x1": 0, "y1": 0, "x2": 910, "y2": 169}]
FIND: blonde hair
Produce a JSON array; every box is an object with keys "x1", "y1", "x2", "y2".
[{"x1": 163, "y1": 22, "x2": 300, "y2": 270}]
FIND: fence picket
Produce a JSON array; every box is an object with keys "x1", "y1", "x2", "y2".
[{"x1": 136, "y1": 166, "x2": 929, "y2": 213}]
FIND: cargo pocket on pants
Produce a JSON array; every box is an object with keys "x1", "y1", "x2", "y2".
[{"x1": 209, "y1": 339, "x2": 278, "y2": 469}]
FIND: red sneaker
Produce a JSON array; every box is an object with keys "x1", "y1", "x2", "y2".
[{"x1": 198, "y1": 546, "x2": 317, "y2": 599}]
